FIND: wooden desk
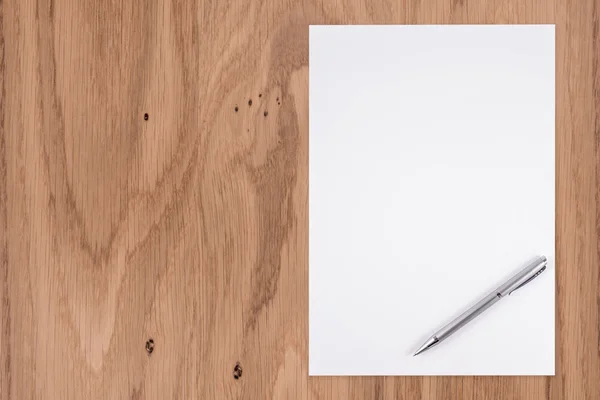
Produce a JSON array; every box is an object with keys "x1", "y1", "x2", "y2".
[{"x1": 1, "y1": 0, "x2": 598, "y2": 398}]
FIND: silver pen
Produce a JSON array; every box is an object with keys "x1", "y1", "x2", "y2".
[{"x1": 413, "y1": 256, "x2": 548, "y2": 356}]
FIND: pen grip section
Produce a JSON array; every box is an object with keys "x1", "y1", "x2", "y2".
[{"x1": 436, "y1": 293, "x2": 501, "y2": 339}]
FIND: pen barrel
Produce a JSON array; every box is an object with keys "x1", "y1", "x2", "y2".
[
  {"x1": 436, "y1": 292, "x2": 501, "y2": 339},
  {"x1": 435, "y1": 256, "x2": 547, "y2": 342}
]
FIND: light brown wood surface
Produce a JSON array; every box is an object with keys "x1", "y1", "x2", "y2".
[{"x1": 1, "y1": 0, "x2": 599, "y2": 398}]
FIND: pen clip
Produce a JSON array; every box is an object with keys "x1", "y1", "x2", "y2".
[{"x1": 508, "y1": 264, "x2": 546, "y2": 295}]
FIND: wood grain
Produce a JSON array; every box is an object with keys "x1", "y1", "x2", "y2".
[{"x1": 1, "y1": 0, "x2": 599, "y2": 398}]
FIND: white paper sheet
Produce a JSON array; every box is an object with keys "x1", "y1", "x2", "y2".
[{"x1": 309, "y1": 25, "x2": 555, "y2": 376}]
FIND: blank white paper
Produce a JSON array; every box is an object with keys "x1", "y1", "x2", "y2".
[{"x1": 309, "y1": 25, "x2": 555, "y2": 376}]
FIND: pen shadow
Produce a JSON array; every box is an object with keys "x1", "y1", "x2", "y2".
[{"x1": 407, "y1": 255, "x2": 548, "y2": 357}]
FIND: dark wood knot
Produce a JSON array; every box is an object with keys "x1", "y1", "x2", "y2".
[
  {"x1": 233, "y1": 362, "x2": 242, "y2": 379},
  {"x1": 145, "y1": 339, "x2": 154, "y2": 354}
]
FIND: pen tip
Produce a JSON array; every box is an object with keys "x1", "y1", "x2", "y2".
[
  {"x1": 413, "y1": 336, "x2": 439, "y2": 356},
  {"x1": 413, "y1": 348, "x2": 425, "y2": 357}
]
